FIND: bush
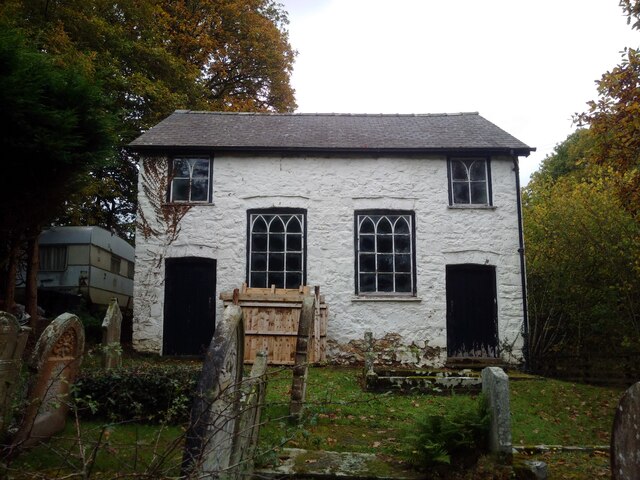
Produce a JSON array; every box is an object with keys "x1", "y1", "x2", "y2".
[
  {"x1": 73, "y1": 363, "x2": 201, "y2": 423},
  {"x1": 409, "y1": 395, "x2": 489, "y2": 469}
]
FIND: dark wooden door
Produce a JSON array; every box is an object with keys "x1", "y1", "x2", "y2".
[
  {"x1": 446, "y1": 264, "x2": 498, "y2": 359},
  {"x1": 163, "y1": 257, "x2": 216, "y2": 356}
]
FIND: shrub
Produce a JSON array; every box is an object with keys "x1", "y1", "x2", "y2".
[
  {"x1": 73, "y1": 363, "x2": 201, "y2": 423},
  {"x1": 408, "y1": 395, "x2": 490, "y2": 469}
]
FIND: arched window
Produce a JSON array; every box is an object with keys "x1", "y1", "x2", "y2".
[
  {"x1": 448, "y1": 158, "x2": 491, "y2": 206},
  {"x1": 355, "y1": 210, "x2": 416, "y2": 295},
  {"x1": 248, "y1": 209, "x2": 306, "y2": 289}
]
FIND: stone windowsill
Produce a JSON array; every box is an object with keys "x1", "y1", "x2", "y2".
[
  {"x1": 351, "y1": 296, "x2": 422, "y2": 302},
  {"x1": 447, "y1": 205, "x2": 497, "y2": 210}
]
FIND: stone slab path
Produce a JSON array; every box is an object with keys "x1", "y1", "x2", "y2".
[{"x1": 255, "y1": 448, "x2": 423, "y2": 479}]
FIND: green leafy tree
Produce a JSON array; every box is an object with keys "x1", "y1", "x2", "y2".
[
  {"x1": 0, "y1": 25, "x2": 114, "y2": 315},
  {"x1": 1, "y1": 0, "x2": 296, "y2": 241},
  {"x1": 523, "y1": 136, "x2": 640, "y2": 365}
]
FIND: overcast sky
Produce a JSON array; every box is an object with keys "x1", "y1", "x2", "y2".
[{"x1": 280, "y1": 0, "x2": 638, "y2": 184}]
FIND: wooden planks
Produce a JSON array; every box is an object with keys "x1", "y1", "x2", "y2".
[{"x1": 220, "y1": 284, "x2": 327, "y2": 365}]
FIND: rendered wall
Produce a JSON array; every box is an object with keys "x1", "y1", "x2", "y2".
[{"x1": 133, "y1": 154, "x2": 525, "y2": 365}]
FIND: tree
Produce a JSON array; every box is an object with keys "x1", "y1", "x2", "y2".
[
  {"x1": 0, "y1": 0, "x2": 297, "y2": 241},
  {"x1": 574, "y1": 2, "x2": 640, "y2": 218},
  {"x1": 523, "y1": 135, "x2": 640, "y2": 366},
  {"x1": 0, "y1": 25, "x2": 114, "y2": 316}
]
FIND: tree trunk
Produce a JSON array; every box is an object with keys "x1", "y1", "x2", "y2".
[
  {"x1": 3, "y1": 240, "x2": 19, "y2": 313},
  {"x1": 25, "y1": 232, "x2": 40, "y2": 329}
]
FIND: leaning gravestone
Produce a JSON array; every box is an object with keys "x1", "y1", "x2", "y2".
[
  {"x1": 611, "y1": 381, "x2": 640, "y2": 479},
  {"x1": 0, "y1": 312, "x2": 30, "y2": 439},
  {"x1": 182, "y1": 303, "x2": 245, "y2": 478},
  {"x1": 481, "y1": 367, "x2": 512, "y2": 458},
  {"x1": 101, "y1": 298, "x2": 122, "y2": 369},
  {"x1": 13, "y1": 313, "x2": 85, "y2": 448}
]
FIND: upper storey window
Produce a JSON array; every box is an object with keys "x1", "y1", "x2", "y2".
[
  {"x1": 169, "y1": 157, "x2": 212, "y2": 203},
  {"x1": 448, "y1": 158, "x2": 491, "y2": 206}
]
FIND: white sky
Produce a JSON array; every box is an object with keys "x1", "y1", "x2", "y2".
[{"x1": 280, "y1": 0, "x2": 638, "y2": 184}]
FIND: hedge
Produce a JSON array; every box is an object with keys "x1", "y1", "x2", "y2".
[{"x1": 73, "y1": 363, "x2": 201, "y2": 423}]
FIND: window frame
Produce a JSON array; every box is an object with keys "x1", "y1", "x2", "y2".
[
  {"x1": 168, "y1": 156, "x2": 213, "y2": 203},
  {"x1": 246, "y1": 208, "x2": 307, "y2": 289},
  {"x1": 447, "y1": 157, "x2": 492, "y2": 207},
  {"x1": 354, "y1": 209, "x2": 417, "y2": 297}
]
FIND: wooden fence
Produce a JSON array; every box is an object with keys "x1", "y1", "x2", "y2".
[{"x1": 220, "y1": 284, "x2": 327, "y2": 365}]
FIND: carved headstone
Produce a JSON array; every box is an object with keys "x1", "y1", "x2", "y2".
[
  {"x1": 13, "y1": 313, "x2": 84, "y2": 448},
  {"x1": 101, "y1": 298, "x2": 123, "y2": 369},
  {"x1": 0, "y1": 312, "x2": 30, "y2": 439},
  {"x1": 611, "y1": 381, "x2": 640, "y2": 479},
  {"x1": 289, "y1": 295, "x2": 315, "y2": 421},
  {"x1": 182, "y1": 304, "x2": 245, "y2": 478},
  {"x1": 481, "y1": 367, "x2": 512, "y2": 458}
]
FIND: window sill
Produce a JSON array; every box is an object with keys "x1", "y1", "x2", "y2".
[
  {"x1": 447, "y1": 205, "x2": 496, "y2": 210},
  {"x1": 164, "y1": 202, "x2": 216, "y2": 206},
  {"x1": 351, "y1": 296, "x2": 422, "y2": 302}
]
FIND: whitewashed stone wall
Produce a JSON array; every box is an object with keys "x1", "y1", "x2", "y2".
[{"x1": 133, "y1": 154, "x2": 525, "y2": 365}]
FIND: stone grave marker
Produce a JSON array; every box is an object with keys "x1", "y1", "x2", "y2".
[
  {"x1": 0, "y1": 312, "x2": 30, "y2": 439},
  {"x1": 231, "y1": 351, "x2": 268, "y2": 478},
  {"x1": 13, "y1": 313, "x2": 85, "y2": 448},
  {"x1": 101, "y1": 298, "x2": 122, "y2": 369},
  {"x1": 481, "y1": 366, "x2": 512, "y2": 458},
  {"x1": 289, "y1": 295, "x2": 315, "y2": 421},
  {"x1": 611, "y1": 381, "x2": 640, "y2": 479},
  {"x1": 182, "y1": 303, "x2": 245, "y2": 478}
]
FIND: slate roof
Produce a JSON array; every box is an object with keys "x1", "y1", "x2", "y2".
[{"x1": 129, "y1": 111, "x2": 534, "y2": 156}]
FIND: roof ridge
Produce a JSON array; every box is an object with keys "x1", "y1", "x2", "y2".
[{"x1": 173, "y1": 110, "x2": 480, "y2": 117}]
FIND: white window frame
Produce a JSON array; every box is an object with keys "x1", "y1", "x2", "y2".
[
  {"x1": 169, "y1": 157, "x2": 212, "y2": 203},
  {"x1": 355, "y1": 210, "x2": 416, "y2": 296},
  {"x1": 247, "y1": 209, "x2": 306, "y2": 289},
  {"x1": 448, "y1": 158, "x2": 492, "y2": 206}
]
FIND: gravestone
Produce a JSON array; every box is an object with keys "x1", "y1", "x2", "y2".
[
  {"x1": 13, "y1": 313, "x2": 85, "y2": 448},
  {"x1": 611, "y1": 381, "x2": 640, "y2": 479},
  {"x1": 182, "y1": 303, "x2": 245, "y2": 478},
  {"x1": 0, "y1": 312, "x2": 30, "y2": 439},
  {"x1": 289, "y1": 295, "x2": 315, "y2": 421},
  {"x1": 101, "y1": 298, "x2": 122, "y2": 369},
  {"x1": 231, "y1": 351, "x2": 268, "y2": 478},
  {"x1": 481, "y1": 367, "x2": 512, "y2": 457}
]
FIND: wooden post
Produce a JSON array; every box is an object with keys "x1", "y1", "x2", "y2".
[
  {"x1": 314, "y1": 286, "x2": 321, "y2": 362},
  {"x1": 289, "y1": 295, "x2": 315, "y2": 421}
]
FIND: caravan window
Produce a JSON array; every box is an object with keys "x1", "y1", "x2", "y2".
[{"x1": 40, "y1": 246, "x2": 67, "y2": 271}]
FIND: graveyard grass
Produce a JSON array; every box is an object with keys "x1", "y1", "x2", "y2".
[{"x1": 7, "y1": 363, "x2": 623, "y2": 479}]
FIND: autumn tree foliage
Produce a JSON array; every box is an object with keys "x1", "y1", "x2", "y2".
[
  {"x1": 0, "y1": 0, "x2": 296, "y2": 315},
  {"x1": 525, "y1": 1, "x2": 640, "y2": 368},
  {"x1": 0, "y1": 0, "x2": 296, "y2": 240},
  {"x1": 523, "y1": 143, "x2": 640, "y2": 364}
]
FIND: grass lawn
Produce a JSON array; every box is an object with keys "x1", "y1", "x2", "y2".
[{"x1": 6, "y1": 364, "x2": 624, "y2": 479}]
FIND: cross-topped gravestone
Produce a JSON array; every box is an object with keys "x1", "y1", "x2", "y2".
[{"x1": 13, "y1": 313, "x2": 84, "y2": 448}]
